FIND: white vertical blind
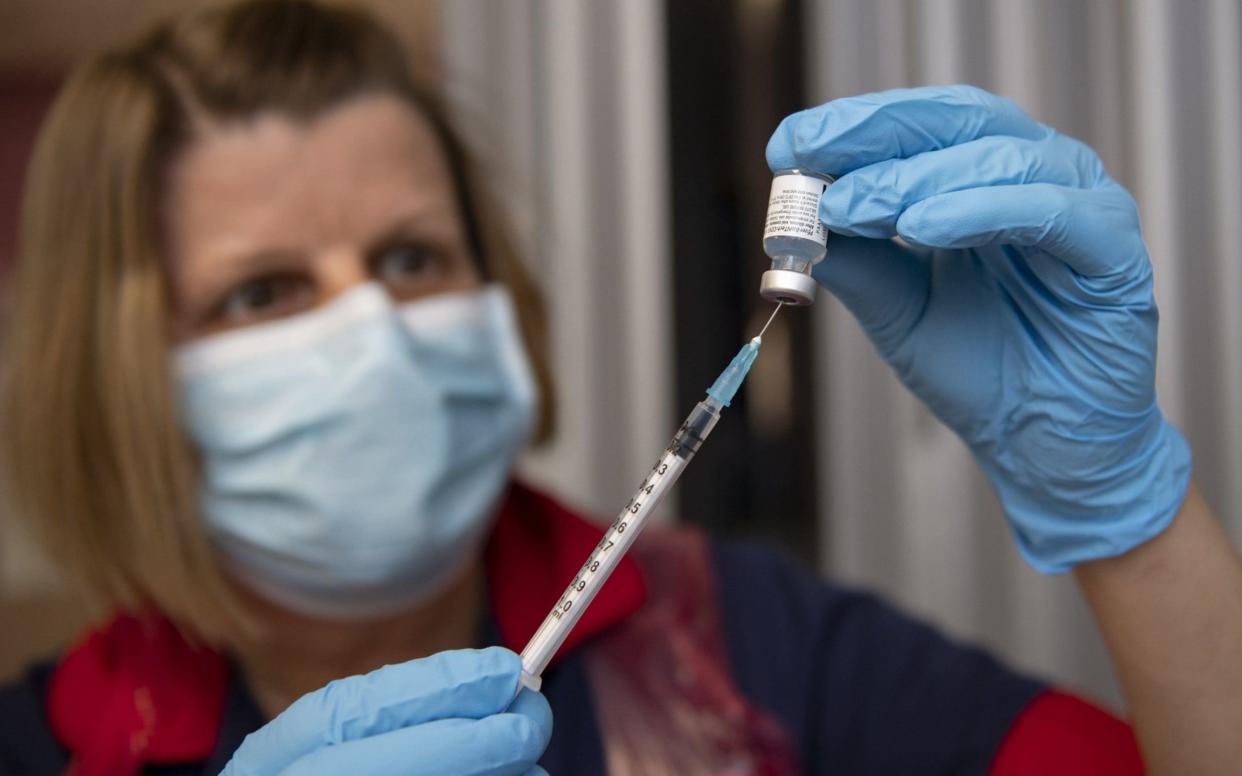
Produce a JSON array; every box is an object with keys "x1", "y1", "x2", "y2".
[
  {"x1": 1207, "y1": 0, "x2": 1242, "y2": 543},
  {"x1": 806, "y1": 0, "x2": 1242, "y2": 705},
  {"x1": 440, "y1": 0, "x2": 674, "y2": 521},
  {"x1": 1129, "y1": 0, "x2": 1185, "y2": 415}
]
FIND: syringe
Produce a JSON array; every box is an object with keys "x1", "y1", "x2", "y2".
[{"x1": 518, "y1": 308, "x2": 781, "y2": 690}]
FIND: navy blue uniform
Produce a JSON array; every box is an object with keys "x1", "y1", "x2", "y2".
[{"x1": 0, "y1": 539, "x2": 1042, "y2": 775}]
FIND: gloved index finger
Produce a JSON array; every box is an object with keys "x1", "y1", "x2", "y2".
[
  {"x1": 766, "y1": 85, "x2": 1050, "y2": 176},
  {"x1": 222, "y1": 647, "x2": 524, "y2": 776}
]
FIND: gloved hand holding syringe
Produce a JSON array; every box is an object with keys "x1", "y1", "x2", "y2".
[{"x1": 518, "y1": 305, "x2": 784, "y2": 691}]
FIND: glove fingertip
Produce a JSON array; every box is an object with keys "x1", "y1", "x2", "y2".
[
  {"x1": 467, "y1": 709, "x2": 553, "y2": 769},
  {"x1": 329, "y1": 647, "x2": 524, "y2": 735},
  {"x1": 474, "y1": 645, "x2": 524, "y2": 677},
  {"x1": 364, "y1": 645, "x2": 518, "y2": 690},
  {"x1": 894, "y1": 198, "x2": 964, "y2": 248},
  {"x1": 510, "y1": 688, "x2": 554, "y2": 737},
  {"x1": 817, "y1": 179, "x2": 849, "y2": 226},
  {"x1": 430, "y1": 646, "x2": 524, "y2": 711},
  {"x1": 817, "y1": 176, "x2": 890, "y2": 237},
  {"x1": 510, "y1": 711, "x2": 554, "y2": 761},
  {"x1": 435, "y1": 645, "x2": 522, "y2": 689},
  {"x1": 765, "y1": 117, "x2": 798, "y2": 172}
]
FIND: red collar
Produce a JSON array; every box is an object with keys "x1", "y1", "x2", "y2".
[
  {"x1": 46, "y1": 483, "x2": 646, "y2": 773},
  {"x1": 46, "y1": 615, "x2": 230, "y2": 776}
]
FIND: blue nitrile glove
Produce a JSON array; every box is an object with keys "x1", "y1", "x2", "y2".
[
  {"x1": 221, "y1": 647, "x2": 551, "y2": 776},
  {"x1": 767, "y1": 84, "x2": 1192, "y2": 572}
]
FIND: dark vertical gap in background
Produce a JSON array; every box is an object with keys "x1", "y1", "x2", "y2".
[
  {"x1": 0, "y1": 76, "x2": 61, "y2": 277},
  {"x1": 666, "y1": 0, "x2": 817, "y2": 564}
]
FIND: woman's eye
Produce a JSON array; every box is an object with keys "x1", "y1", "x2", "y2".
[
  {"x1": 217, "y1": 275, "x2": 310, "y2": 326},
  {"x1": 372, "y1": 243, "x2": 442, "y2": 290}
]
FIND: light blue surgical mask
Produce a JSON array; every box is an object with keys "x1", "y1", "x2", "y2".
[{"x1": 175, "y1": 283, "x2": 536, "y2": 620}]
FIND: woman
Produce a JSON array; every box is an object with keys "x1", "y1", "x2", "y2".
[{"x1": 2, "y1": 1, "x2": 1240, "y2": 774}]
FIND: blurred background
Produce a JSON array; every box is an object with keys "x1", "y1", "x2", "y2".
[{"x1": 1, "y1": 0, "x2": 1239, "y2": 710}]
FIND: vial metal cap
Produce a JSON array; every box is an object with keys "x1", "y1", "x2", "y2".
[{"x1": 759, "y1": 269, "x2": 817, "y2": 306}]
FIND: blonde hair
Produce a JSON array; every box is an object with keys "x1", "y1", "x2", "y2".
[{"x1": 1, "y1": 0, "x2": 555, "y2": 643}]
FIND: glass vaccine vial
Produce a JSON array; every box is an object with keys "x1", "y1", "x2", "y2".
[{"x1": 760, "y1": 169, "x2": 833, "y2": 305}]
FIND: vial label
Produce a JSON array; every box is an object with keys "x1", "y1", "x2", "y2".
[{"x1": 763, "y1": 174, "x2": 829, "y2": 246}]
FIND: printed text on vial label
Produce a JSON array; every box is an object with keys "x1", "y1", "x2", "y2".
[{"x1": 764, "y1": 188, "x2": 827, "y2": 243}]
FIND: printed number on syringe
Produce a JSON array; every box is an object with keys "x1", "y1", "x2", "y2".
[
  {"x1": 547, "y1": 457, "x2": 670, "y2": 622},
  {"x1": 549, "y1": 538, "x2": 610, "y2": 621}
]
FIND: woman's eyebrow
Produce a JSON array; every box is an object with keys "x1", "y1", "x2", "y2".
[
  {"x1": 368, "y1": 217, "x2": 419, "y2": 249},
  {"x1": 366, "y1": 211, "x2": 455, "y2": 251},
  {"x1": 184, "y1": 246, "x2": 306, "y2": 304},
  {"x1": 220, "y1": 246, "x2": 306, "y2": 270},
  {"x1": 212, "y1": 246, "x2": 305, "y2": 281}
]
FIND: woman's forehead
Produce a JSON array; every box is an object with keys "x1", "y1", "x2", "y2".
[{"x1": 164, "y1": 93, "x2": 459, "y2": 265}]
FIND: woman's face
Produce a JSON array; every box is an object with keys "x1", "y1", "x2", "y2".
[{"x1": 164, "y1": 93, "x2": 482, "y2": 341}]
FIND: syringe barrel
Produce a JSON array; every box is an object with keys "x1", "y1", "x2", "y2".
[
  {"x1": 519, "y1": 448, "x2": 687, "y2": 678},
  {"x1": 518, "y1": 399, "x2": 723, "y2": 681},
  {"x1": 669, "y1": 400, "x2": 722, "y2": 460}
]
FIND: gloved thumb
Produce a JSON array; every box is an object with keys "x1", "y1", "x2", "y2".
[{"x1": 810, "y1": 234, "x2": 930, "y2": 360}]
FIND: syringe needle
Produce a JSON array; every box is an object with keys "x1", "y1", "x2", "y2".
[{"x1": 756, "y1": 303, "x2": 783, "y2": 341}]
